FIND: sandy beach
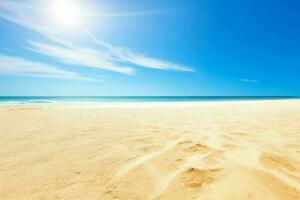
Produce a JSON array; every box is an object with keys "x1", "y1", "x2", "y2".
[{"x1": 0, "y1": 100, "x2": 299, "y2": 200}]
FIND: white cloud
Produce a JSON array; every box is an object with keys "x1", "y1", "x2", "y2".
[
  {"x1": 27, "y1": 40, "x2": 193, "y2": 74},
  {"x1": 27, "y1": 41, "x2": 135, "y2": 75},
  {"x1": 241, "y1": 79, "x2": 260, "y2": 83},
  {"x1": 84, "y1": 31, "x2": 194, "y2": 72},
  {"x1": 0, "y1": 1, "x2": 48, "y2": 36},
  {"x1": 113, "y1": 48, "x2": 194, "y2": 71},
  {"x1": 0, "y1": 0, "x2": 194, "y2": 77},
  {"x1": 0, "y1": 54, "x2": 93, "y2": 81}
]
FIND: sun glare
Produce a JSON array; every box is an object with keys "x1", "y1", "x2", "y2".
[{"x1": 52, "y1": 0, "x2": 80, "y2": 26}]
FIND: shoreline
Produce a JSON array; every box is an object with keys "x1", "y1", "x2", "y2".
[{"x1": 0, "y1": 99, "x2": 299, "y2": 108}]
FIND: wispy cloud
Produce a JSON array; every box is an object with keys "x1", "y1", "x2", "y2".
[
  {"x1": 113, "y1": 48, "x2": 194, "y2": 71},
  {"x1": 241, "y1": 78, "x2": 260, "y2": 83},
  {"x1": 84, "y1": 31, "x2": 194, "y2": 72},
  {"x1": 27, "y1": 40, "x2": 135, "y2": 75},
  {"x1": 0, "y1": 1, "x2": 49, "y2": 36},
  {"x1": 27, "y1": 39, "x2": 193, "y2": 73},
  {"x1": 0, "y1": 54, "x2": 93, "y2": 81},
  {"x1": 0, "y1": 0, "x2": 193, "y2": 79}
]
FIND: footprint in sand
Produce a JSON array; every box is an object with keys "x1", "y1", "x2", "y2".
[
  {"x1": 176, "y1": 140, "x2": 211, "y2": 154},
  {"x1": 109, "y1": 139, "x2": 221, "y2": 200},
  {"x1": 183, "y1": 143, "x2": 211, "y2": 154},
  {"x1": 154, "y1": 166, "x2": 223, "y2": 200},
  {"x1": 181, "y1": 167, "x2": 222, "y2": 188}
]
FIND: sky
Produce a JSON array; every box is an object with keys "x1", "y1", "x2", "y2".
[{"x1": 0, "y1": 0, "x2": 299, "y2": 96}]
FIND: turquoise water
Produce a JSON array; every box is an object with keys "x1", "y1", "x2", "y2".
[{"x1": 0, "y1": 96, "x2": 298, "y2": 104}]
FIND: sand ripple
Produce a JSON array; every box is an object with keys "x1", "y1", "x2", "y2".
[{"x1": 0, "y1": 100, "x2": 300, "y2": 199}]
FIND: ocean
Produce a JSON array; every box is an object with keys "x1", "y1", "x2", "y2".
[{"x1": 0, "y1": 96, "x2": 298, "y2": 104}]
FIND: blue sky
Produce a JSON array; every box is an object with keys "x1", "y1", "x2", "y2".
[{"x1": 0, "y1": 0, "x2": 299, "y2": 96}]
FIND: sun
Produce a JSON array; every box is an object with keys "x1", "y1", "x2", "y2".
[{"x1": 51, "y1": 0, "x2": 80, "y2": 26}]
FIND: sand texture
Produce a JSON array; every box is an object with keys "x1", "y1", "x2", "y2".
[{"x1": 0, "y1": 100, "x2": 300, "y2": 200}]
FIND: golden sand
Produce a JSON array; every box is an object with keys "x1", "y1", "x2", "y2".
[{"x1": 0, "y1": 100, "x2": 299, "y2": 200}]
